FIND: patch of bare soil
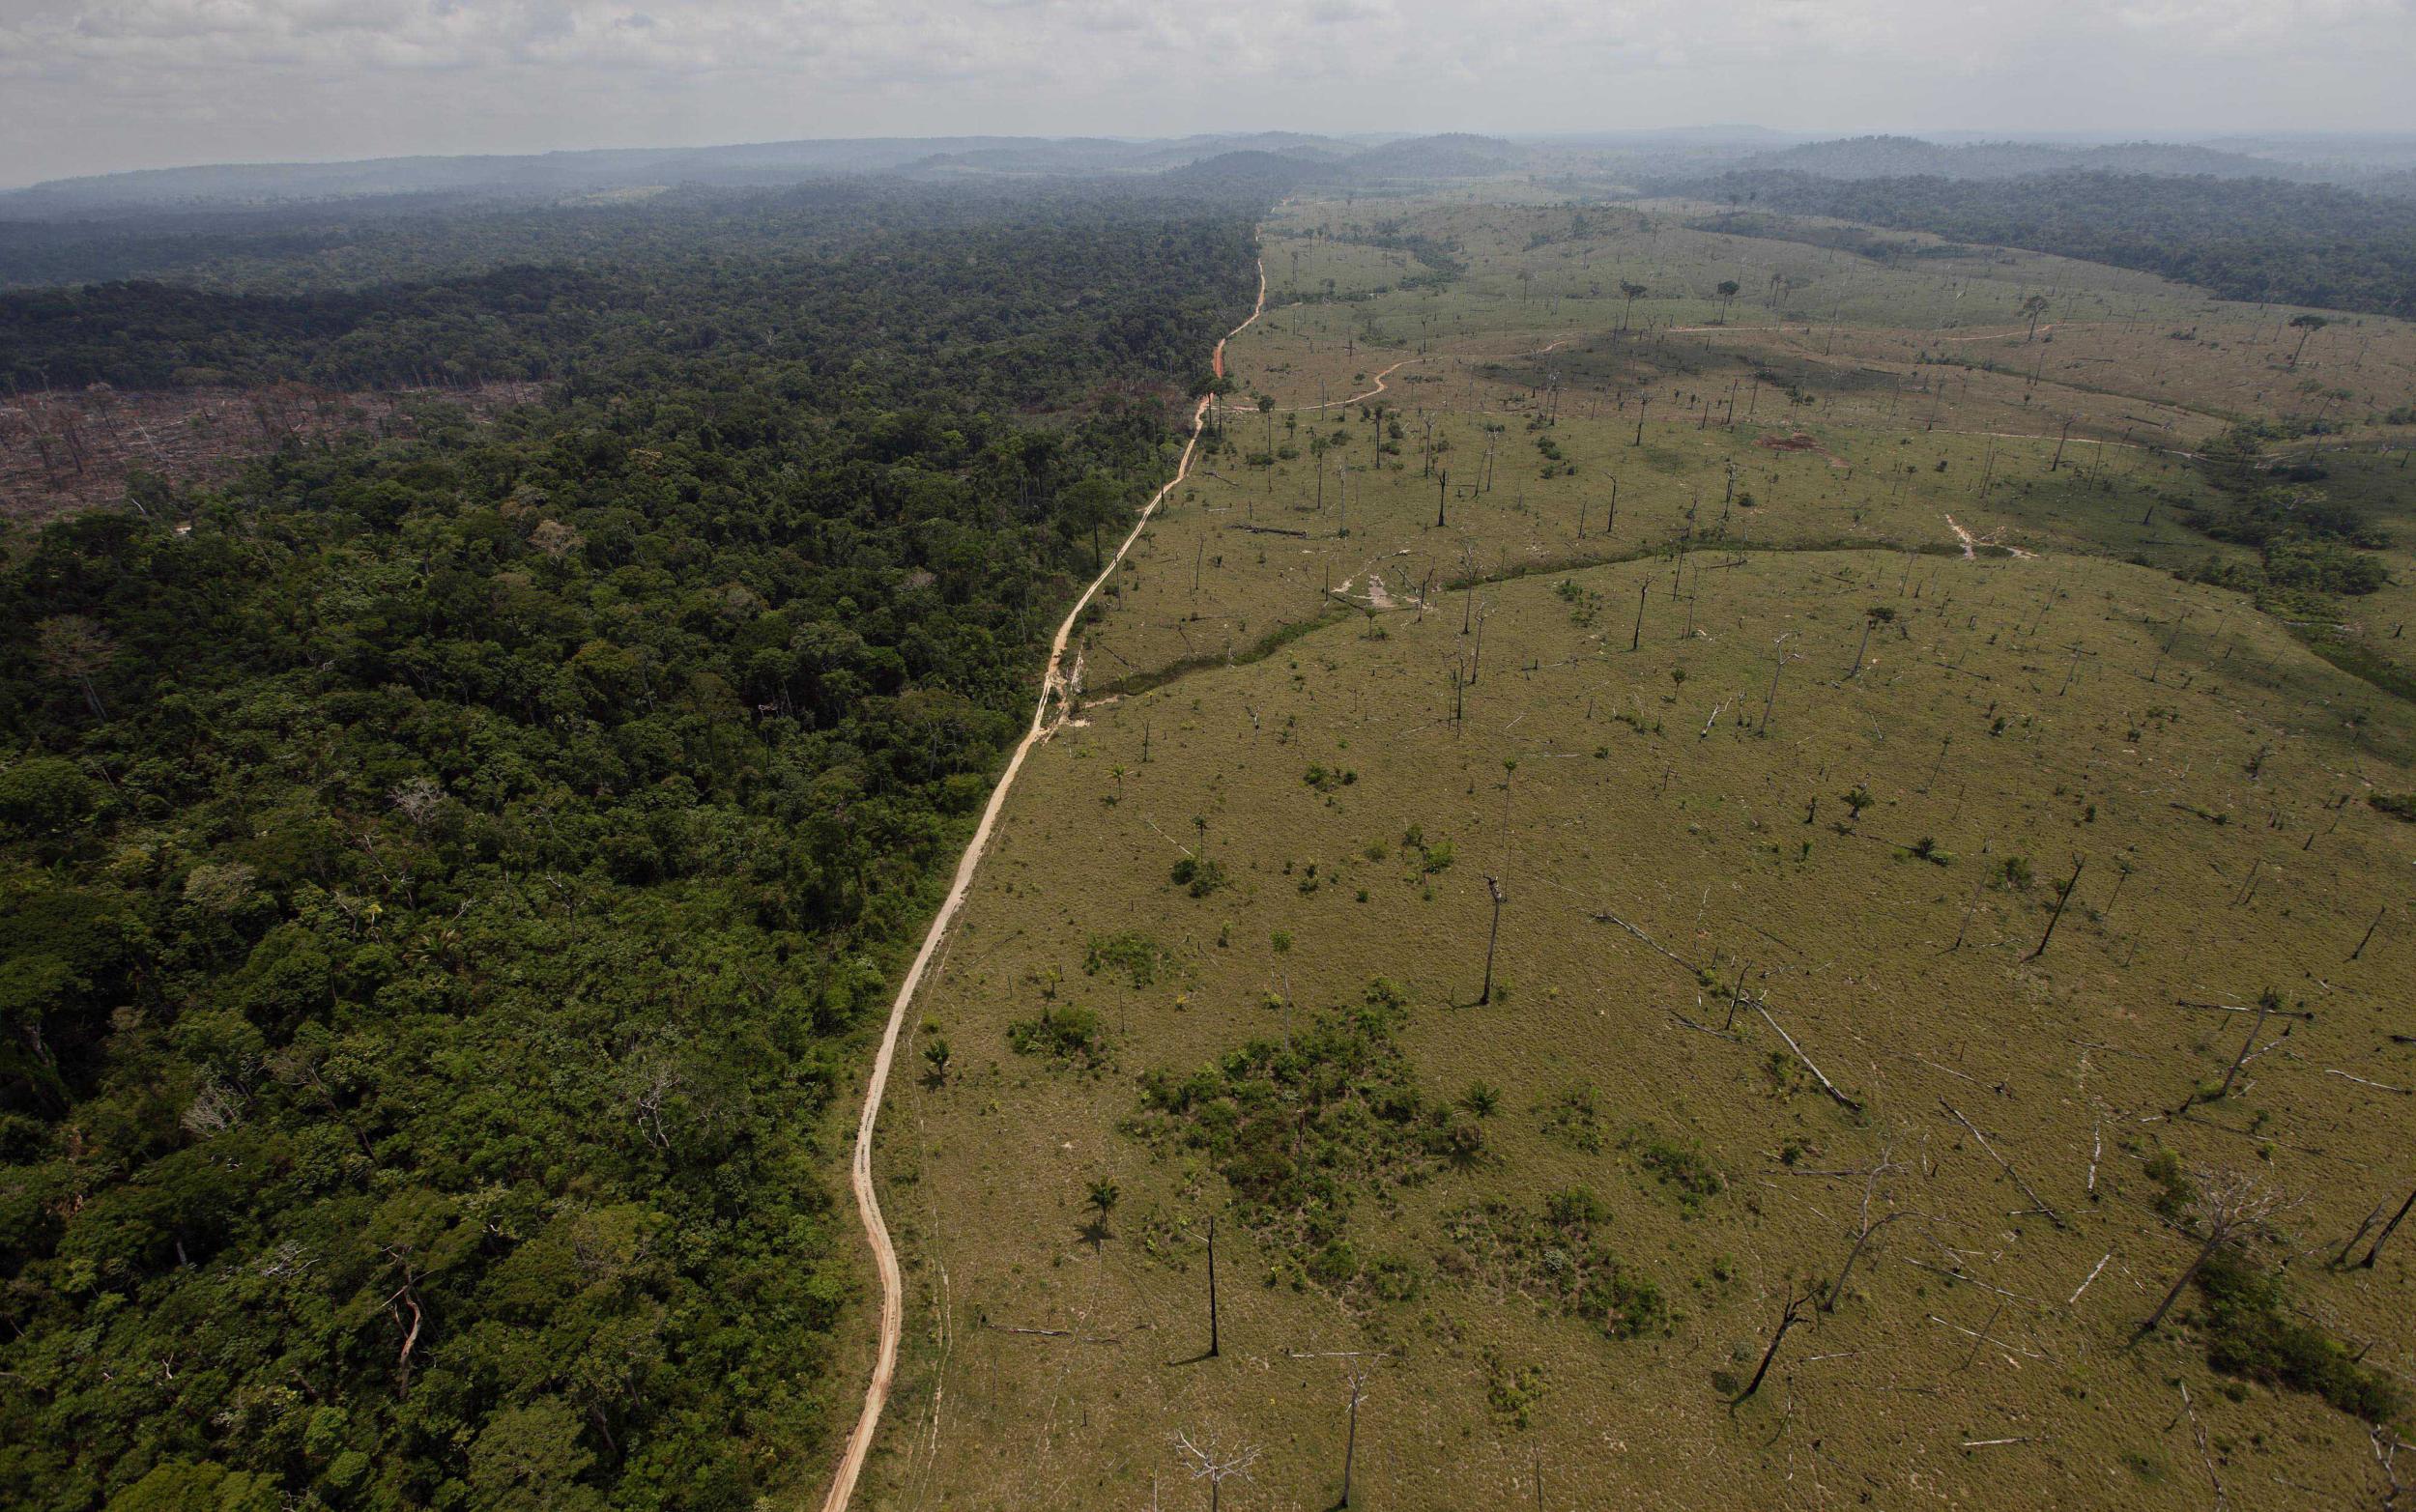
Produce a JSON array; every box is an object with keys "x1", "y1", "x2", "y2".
[
  {"x1": 1755, "y1": 429, "x2": 1851, "y2": 468},
  {"x1": 0, "y1": 380, "x2": 541, "y2": 527}
]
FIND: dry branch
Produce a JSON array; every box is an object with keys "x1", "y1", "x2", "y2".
[{"x1": 1940, "y1": 1099, "x2": 2066, "y2": 1228}]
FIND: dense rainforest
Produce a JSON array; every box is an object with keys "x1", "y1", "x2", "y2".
[
  {"x1": 0, "y1": 181, "x2": 1260, "y2": 1511},
  {"x1": 1668, "y1": 170, "x2": 2416, "y2": 316}
]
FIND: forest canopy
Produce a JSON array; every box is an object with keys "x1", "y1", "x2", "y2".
[
  {"x1": 1668, "y1": 170, "x2": 2416, "y2": 316},
  {"x1": 0, "y1": 180, "x2": 1260, "y2": 1511}
]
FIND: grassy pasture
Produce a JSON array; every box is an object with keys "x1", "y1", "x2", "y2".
[
  {"x1": 873, "y1": 547, "x2": 2411, "y2": 1510},
  {"x1": 843, "y1": 184, "x2": 2416, "y2": 1510}
]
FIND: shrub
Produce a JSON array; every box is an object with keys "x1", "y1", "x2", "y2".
[
  {"x1": 1446, "y1": 1195, "x2": 1667, "y2": 1341},
  {"x1": 1625, "y1": 1125, "x2": 1724, "y2": 1214},
  {"x1": 1006, "y1": 1005, "x2": 1107, "y2": 1067},
  {"x1": 1168, "y1": 856, "x2": 1228, "y2": 897},
  {"x1": 2197, "y1": 1248, "x2": 2404, "y2": 1423},
  {"x1": 1082, "y1": 930, "x2": 1165, "y2": 987}
]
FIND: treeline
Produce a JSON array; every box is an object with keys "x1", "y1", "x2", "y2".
[
  {"x1": 0, "y1": 177, "x2": 1283, "y2": 296},
  {"x1": 1, "y1": 185, "x2": 1254, "y2": 397},
  {"x1": 0, "y1": 184, "x2": 1259, "y2": 1510},
  {"x1": 1669, "y1": 170, "x2": 2416, "y2": 316},
  {"x1": 2185, "y1": 424, "x2": 2393, "y2": 601}
]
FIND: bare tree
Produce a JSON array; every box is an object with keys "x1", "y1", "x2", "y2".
[
  {"x1": 2356, "y1": 1185, "x2": 2415, "y2": 1270},
  {"x1": 2135, "y1": 1169, "x2": 2292, "y2": 1341},
  {"x1": 37, "y1": 614, "x2": 113, "y2": 719},
  {"x1": 1478, "y1": 874, "x2": 1507, "y2": 1006},
  {"x1": 2024, "y1": 855, "x2": 2085, "y2": 961},
  {"x1": 1204, "y1": 1214, "x2": 1221, "y2": 1356},
  {"x1": 1846, "y1": 605, "x2": 1894, "y2": 680},
  {"x1": 389, "y1": 776, "x2": 447, "y2": 837},
  {"x1": 1337, "y1": 1359, "x2": 1372, "y2": 1507},
  {"x1": 1823, "y1": 1137, "x2": 1913, "y2": 1310},
  {"x1": 1174, "y1": 1429, "x2": 1260, "y2": 1512},
  {"x1": 2373, "y1": 1423, "x2": 2408, "y2": 1512},
  {"x1": 1730, "y1": 1286, "x2": 1812, "y2": 1408}
]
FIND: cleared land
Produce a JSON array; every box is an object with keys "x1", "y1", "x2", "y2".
[{"x1": 843, "y1": 187, "x2": 2416, "y2": 1510}]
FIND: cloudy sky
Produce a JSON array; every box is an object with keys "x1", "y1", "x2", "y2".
[{"x1": 3, "y1": 0, "x2": 2413, "y2": 185}]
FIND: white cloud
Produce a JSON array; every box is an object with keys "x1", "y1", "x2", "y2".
[{"x1": 0, "y1": 0, "x2": 2409, "y2": 183}]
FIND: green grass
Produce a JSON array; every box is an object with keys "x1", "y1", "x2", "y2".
[{"x1": 859, "y1": 183, "x2": 2416, "y2": 1511}]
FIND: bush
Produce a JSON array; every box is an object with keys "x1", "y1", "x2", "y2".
[
  {"x1": 1006, "y1": 1005, "x2": 1107, "y2": 1067},
  {"x1": 1625, "y1": 1126, "x2": 1724, "y2": 1213},
  {"x1": 1131, "y1": 1003, "x2": 1453, "y2": 1274},
  {"x1": 1168, "y1": 856, "x2": 1228, "y2": 897},
  {"x1": 1082, "y1": 930, "x2": 1165, "y2": 987},
  {"x1": 2196, "y1": 1249, "x2": 2404, "y2": 1423},
  {"x1": 1445, "y1": 1195, "x2": 1667, "y2": 1340}
]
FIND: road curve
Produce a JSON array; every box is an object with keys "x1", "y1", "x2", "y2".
[{"x1": 815, "y1": 256, "x2": 1268, "y2": 1512}]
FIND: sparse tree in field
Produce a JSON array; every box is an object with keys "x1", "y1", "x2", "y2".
[
  {"x1": 1730, "y1": 1286, "x2": 1812, "y2": 1408},
  {"x1": 2203, "y1": 987, "x2": 2290, "y2": 1104},
  {"x1": 2354, "y1": 1185, "x2": 2415, "y2": 1270},
  {"x1": 2287, "y1": 313, "x2": 2329, "y2": 368},
  {"x1": 1715, "y1": 279, "x2": 1740, "y2": 324},
  {"x1": 1204, "y1": 1214, "x2": 1221, "y2": 1356},
  {"x1": 1085, "y1": 1176, "x2": 1120, "y2": 1243},
  {"x1": 1846, "y1": 604, "x2": 1895, "y2": 679},
  {"x1": 1841, "y1": 784, "x2": 1874, "y2": 825},
  {"x1": 2351, "y1": 904, "x2": 2385, "y2": 960},
  {"x1": 2020, "y1": 294, "x2": 2051, "y2": 342},
  {"x1": 1619, "y1": 280, "x2": 1647, "y2": 331},
  {"x1": 1257, "y1": 394, "x2": 1276, "y2": 492},
  {"x1": 1337, "y1": 1359, "x2": 1372, "y2": 1507},
  {"x1": 1823, "y1": 1137, "x2": 1913, "y2": 1311},
  {"x1": 1174, "y1": 1430, "x2": 1259, "y2": 1512},
  {"x1": 2024, "y1": 854, "x2": 2085, "y2": 961},
  {"x1": 2135, "y1": 1168, "x2": 2290, "y2": 1341},
  {"x1": 922, "y1": 1038, "x2": 952, "y2": 1085},
  {"x1": 1478, "y1": 874, "x2": 1507, "y2": 1005}
]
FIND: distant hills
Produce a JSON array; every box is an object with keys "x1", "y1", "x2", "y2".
[
  {"x1": 1740, "y1": 135, "x2": 2296, "y2": 182},
  {"x1": 0, "y1": 131, "x2": 1570, "y2": 220},
  {"x1": 0, "y1": 132, "x2": 1392, "y2": 217},
  {"x1": 8, "y1": 128, "x2": 2414, "y2": 221},
  {"x1": 1697, "y1": 134, "x2": 2416, "y2": 201}
]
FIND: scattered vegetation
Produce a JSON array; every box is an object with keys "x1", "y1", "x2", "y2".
[{"x1": 1443, "y1": 1190, "x2": 1669, "y2": 1340}]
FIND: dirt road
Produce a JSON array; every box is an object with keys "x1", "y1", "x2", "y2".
[{"x1": 814, "y1": 257, "x2": 1267, "y2": 1512}]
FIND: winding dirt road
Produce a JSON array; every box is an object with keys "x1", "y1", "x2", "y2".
[{"x1": 814, "y1": 257, "x2": 1267, "y2": 1512}]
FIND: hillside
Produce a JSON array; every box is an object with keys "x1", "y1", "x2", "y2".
[{"x1": 1664, "y1": 168, "x2": 2416, "y2": 315}]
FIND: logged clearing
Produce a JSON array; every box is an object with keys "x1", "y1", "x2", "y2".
[{"x1": 847, "y1": 186, "x2": 2416, "y2": 1511}]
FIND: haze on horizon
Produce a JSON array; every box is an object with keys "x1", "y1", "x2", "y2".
[{"x1": 3, "y1": 0, "x2": 2414, "y2": 188}]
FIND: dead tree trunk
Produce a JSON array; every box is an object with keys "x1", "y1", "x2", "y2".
[
  {"x1": 1206, "y1": 1215, "x2": 1221, "y2": 1356},
  {"x1": 1730, "y1": 1288, "x2": 1809, "y2": 1408},
  {"x1": 1338, "y1": 1362, "x2": 1368, "y2": 1506},
  {"x1": 2137, "y1": 1231, "x2": 2222, "y2": 1339},
  {"x1": 2360, "y1": 1187, "x2": 2415, "y2": 1270},
  {"x1": 2024, "y1": 856, "x2": 2085, "y2": 961},
  {"x1": 1478, "y1": 876, "x2": 1506, "y2": 1006}
]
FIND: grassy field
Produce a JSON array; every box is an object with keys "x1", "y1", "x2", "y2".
[{"x1": 843, "y1": 185, "x2": 2416, "y2": 1510}]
